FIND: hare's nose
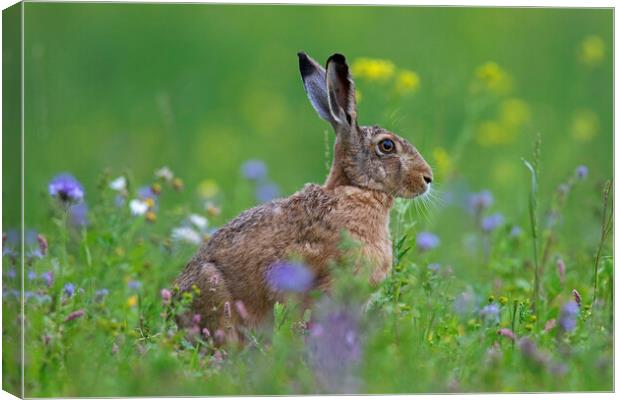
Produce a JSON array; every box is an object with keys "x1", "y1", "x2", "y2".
[{"x1": 423, "y1": 175, "x2": 433, "y2": 184}]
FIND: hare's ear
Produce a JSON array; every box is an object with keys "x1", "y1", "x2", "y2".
[
  {"x1": 325, "y1": 53, "x2": 357, "y2": 130},
  {"x1": 298, "y1": 52, "x2": 333, "y2": 123}
]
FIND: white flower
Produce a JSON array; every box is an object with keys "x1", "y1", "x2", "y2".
[
  {"x1": 188, "y1": 214, "x2": 208, "y2": 230},
  {"x1": 171, "y1": 227, "x2": 202, "y2": 245},
  {"x1": 129, "y1": 199, "x2": 149, "y2": 216},
  {"x1": 155, "y1": 166, "x2": 174, "y2": 182},
  {"x1": 109, "y1": 176, "x2": 127, "y2": 191}
]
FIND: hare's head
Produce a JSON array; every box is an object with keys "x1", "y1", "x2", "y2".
[{"x1": 298, "y1": 52, "x2": 433, "y2": 199}]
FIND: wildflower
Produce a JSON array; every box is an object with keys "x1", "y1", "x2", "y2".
[
  {"x1": 472, "y1": 61, "x2": 512, "y2": 95},
  {"x1": 416, "y1": 231, "x2": 440, "y2": 252},
  {"x1": 27, "y1": 270, "x2": 37, "y2": 281},
  {"x1": 63, "y1": 283, "x2": 76, "y2": 297},
  {"x1": 171, "y1": 227, "x2": 202, "y2": 245},
  {"x1": 127, "y1": 295, "x2": 138, "y2": 308},
  {"x1": 241, "y1": 159, "x2": 268, "y2": 181},
  {"x1": 129, "y1": 199, "x2": 149, "y2": 216},
  {"x1": 572, "y1": 289, "x2": 582, "y2": 307},
  {"x1": 68, "y1": 203, "x2": 88, "y2": 227},
  {"x1": 307, "y1": 306, "x2": 362, "y2": 393},
  {"x1": 428, "y1": 263, "x2": 441, "y2": 273},
  {"x1": 36, "y1": 234, "x2": 48, "y2": 256},
  {"x1": 556, "y1": 258, "x2": 566, "y2": 284},
  {"x1": 499, "y1": 98, "x2": 531, "y2": 127},
  {"x1": 49, "y1": 173, "x2": 84, "y2": 203},
  {"x1": 432, "y1": 147, "x2": 453, "y2": 179},
  {"x1": 171, "y1": 177, "x2": 184, "y2": 191},
  {"x1": 205, "y1": 202, "x2": 221, "y2": 217},
  {"x1": 109, "y1": 176, "x2": 127, "y2": 192},
  {"x1": 138, "y1": 186, "x2": 158, "y2": 206},
  {"x1": 453, "y1": 290, "x2": 477, "y2": 317},
  {"x1": 64, "y1": 309, "x2": 85, "y2": 322},
  {"x1": 202, "y1": 328, "x2": 211, "y2": 338},
  {"x1": 571, "y1": 109, "x2": 599, "y2": 141},
  {"x1": 559, "y1": 300, "x2": 579, "y2": 333},
  {"x1": 549, "y1": 362, "x2": 568, "y2": 376},
  {"x1": 127, "y1": 280, "x2": 142, "y2": 291},
  {"x1": 95, "y1": 289, "x2": 109, "y2": 302},
  {"x1": 41, "y1": 271, "x2": 53, "y2": 287},
  {"x1": 145, "y1": 211, "x2": 157, "y2": 223},
  {"x1": 575, "y1": 165, "x2": 588, "y2": 180},
  {"x1": 192, "y1": 314, "x2": 201, "y2": 325},
  {"x1": 155, "y1": 166, "x2": 174, "y2": 182},
  {"x1": 198, "y1": 179, "x2": 220, "y2": 199},
  {"x1": 255, "y1": 182, "x2": 280, "y2": 203},
  {"x1": 394, "y1": 69, "x2": 420, "y2": 94},
  {"x1": 480, "y1": 303, "x2": 500, "y2": 324},
  {"x1": 481, "y1": 213, "x2": 504, "y2": 233},
  {"x1": 7, "y1": 268, "x2": 17, "y2": 279},
  {"x1": 498, "y1": 328, "x2": 516, "y2": 341},
  {"x1": 266, "y1": 261, "x2": 314, "y2": 293},
  {"x1": 188, "y1": 214, "x2": 208, "y2": 230},
  {"x1": 469, "y1": 190, "x2": 494, "y2": 213},
  {"x1": 351, "y1": 57, "x2": 395, "y2": 81},
  {"x1": 510, "y1": 225, "x2": 522, "y2": 238},
  {"x1": 577, "y1": 35, "x2": 605, "y2": 67},
  {"x1": 160, "y1": 288, "x2": 172, "y2": 304},
  {"x1": 518, "y1": 337, "x2": 550, "y2": 366},
  {"x1": 544, "y1": 319, "x2": 557, "y2": 332}
]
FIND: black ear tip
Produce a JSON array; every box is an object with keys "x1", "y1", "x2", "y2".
[
  {"x1": 298, "y1": 52, "x2": 314, "y2": 77},
  {"x1": 327, "y1": 53, "x2": 347, "y2": 65},
  {"x1": 297, "y1": 51, "x2": 308, "y2": 60}
]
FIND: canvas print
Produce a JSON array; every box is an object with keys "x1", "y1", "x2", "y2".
[{"x1": 2, "y1": 3, "x2": 614, "y2": 397}]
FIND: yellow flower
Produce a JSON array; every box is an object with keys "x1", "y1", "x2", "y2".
[
  {"x1": 394, "y1": 69, "x2": 420, "y2": 94},
  {"x1": 499, "y1": 98, "x2": 531, "y2": 127},
  {"x1": 351, "y1": 58, "x2": 395, "y2": 81},
  {"x1": 472, "y1": 62, "x2": 513, "y2": 95},
  {"x1": 197, "y1": 179, "x2": 220, "y2": 199},
  {"x1": 432, "y1": 147, "x2": 453, "y2": 179},
  {"x1": 571, "y1": 109, "x2": 599, "y2": 141},
  {"x1": 476, "y1": 120, "x2": 515, "y2": 146},
  {"x1": 127, "y1": 295, "x2": 138, "y2": 308},
  {"x1": 145, "y1": 211, "x2": 157, "y2": 223},
  {"x1": 578, "y1": 35, "x2": 605, "y2": 67}
]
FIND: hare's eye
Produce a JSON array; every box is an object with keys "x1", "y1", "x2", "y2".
[{"x1": 378, "y1": 139, "x2": 396, "y2": 154}]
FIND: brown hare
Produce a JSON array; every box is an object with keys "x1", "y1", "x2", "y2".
[{"x1": 174, "y1": 52, "x2": 433, "y2": 343}]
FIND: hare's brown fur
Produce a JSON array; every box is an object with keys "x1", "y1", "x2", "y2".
[{"x1": 174, "y1": 53, "x2": 432, "y2": 342}]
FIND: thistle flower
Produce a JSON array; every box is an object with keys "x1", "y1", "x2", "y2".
[
  {"x1": 416, "y1": 231, "x2": 440, "y2": 251},
  {"x1": 241, "y1": 159, "x2": 268, "y2": 181},
  {"x1": 556, "y1": 258, "x2": 566, "y2": 284},
  {"x1": 469, "y1": 190, "x2": 494, "y2": 212},
  {"x1": 481, "y1": 213, "x2": 504, "y2": 233},
  {"x1": 480, "y1": 303, "x2": 500, "y2": 324},
  {"x1": 49, "y1": 173, "x2": 84, "y2": 203},
  {"x1": 63, "y1": 283, "x2": 76, "y2": 297},
  {"x1": 255, "y1": 182, "x2": 280, "y2": 203},
  {"x1": 575, "y1": 165, "x2": 588, "y2": 180},
  {"x1": 558, "y1": 300, "x2": 579, "y2": 332},
  {"x1": 160, "y1": 288, "x2": 172, "y2": 304},
  {"x1": 64, "y1": 309, "x2": 85, "y2": 322},
  {"x1": 266, "y1": 261, "x2": 314, "y2": 293}
]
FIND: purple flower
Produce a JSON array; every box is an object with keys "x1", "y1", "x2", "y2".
[
  {"x1": 556, "y1": 258, "x2": 566, "y2": 284},
  {"x1": 480, "y1": 303, "x2": 500, "y2": 324},
  {"x1": 416, "y1": 231, "x2": 440, "y2": 251},
  {"x1": 481, "y1": 213, "x2": 504, "y2": 233},
  {"x1": 266, "y1": 261, "x2": 314, "y2": 293},
  {"x1": 138, "y1": 186, "x2": 157, "y2": 202},
  {"x1": 27, "y1": 270, "x2": 37, "y2": 281},
  {"x1": 558, "y1": 300, "x2": 579, "y2": 332},
  {"x1": 64, "y1": 283, "x2": 76, "y2": 297},
  {"x1": 510, "y1": 225, "x2": 522, "y2": 237},
  {"x1": 3, "y1": 229, "x2": 19, "y2": 258},
  {"x1": 428, "y1": 263, "x2": 441, "y2": 273},
  {"x1": 307, "y1": 306, "x2": 362, "y2": 393},
  {"x1": 49, "y1": 173, "x2": 84, "y2": 203},
  {"x1": 469, "y1": 190, "x2": 494, "y2": 212},
  {"x1": 453, "y1": 290, "x2": 477, "y2": 317},
  {"x1": 127, "y1": 281, "x2": 142, "y2": 291},
  {"x1": 64, "y1": 309, "x2": 85, "y2": 322},
  {"x1": 575, "y1": 165, "x2": 588, "y2": 180},
  {"x1": 41, "y1": 271, "x2": 53, "y2": 287},
  {"x1": 255, "y1": 182, "x2": 280, "y2": 203},
  {"x1": 95, "y1": 289, "x2": 109, "y2": 301},
  {"x1": 241, "y1": 159, "x2": 268, "y2": 181},
  {"x1": 160, "y1": 288, "x2": 172, "y2": 303},
  {"x1": 7, "y1": 268, "x2": 17, "y2": 279},
  {"x1": 518, "y1": 337, "x2": 550, "y2": 365},
  {"x1": 68, "y1": 203, "x2": 88, "y2": 227}
]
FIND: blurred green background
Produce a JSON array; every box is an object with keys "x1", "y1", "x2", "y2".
[{"x1": 21, "y1": 4, "x2": 612, "y2": 277}]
